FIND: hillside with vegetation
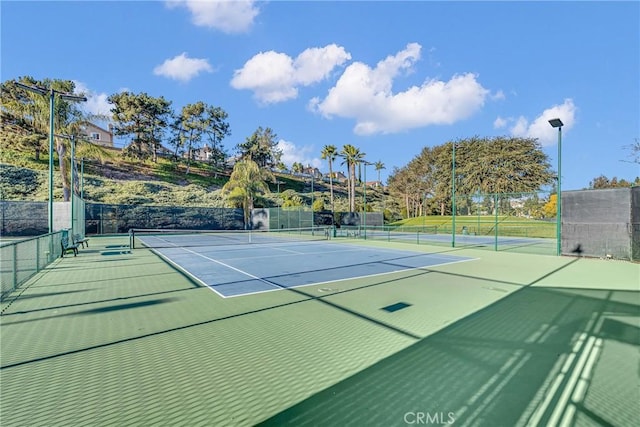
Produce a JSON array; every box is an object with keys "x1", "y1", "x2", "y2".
[
  {"x1": 2, "y1": 76, "x2": 637, "y2": 228},
  {"x1": 0, "y1": 147, "x2": 393, "y2": 217}
]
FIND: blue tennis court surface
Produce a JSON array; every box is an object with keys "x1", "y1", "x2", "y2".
[{"x1": 145, "y1": 240, "x2": 475, "y2": 297}]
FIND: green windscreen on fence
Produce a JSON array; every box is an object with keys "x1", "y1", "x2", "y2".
[
  {"x1": 72, "y1": 194, "x2": 86, "y2": 238},
  {"x1": 266, "y1": 207, "x2": 314, "y2": 230}
]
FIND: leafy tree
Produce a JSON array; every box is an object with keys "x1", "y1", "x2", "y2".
[
  {"x1": 170, "y1": 102, "x2": 231, "y2": 174},
  {"x1": 312, "y1": 198, "x2": 325, "y2": 212},
  {"x1": 1, "y1": 77, "x2": 48, "y2": 160},
  {"x1": 543, "y1": 194, "x2": 557, "y2": 218},
  {"x1": 236, "y1": 127, "x2": 281, "y2": 168},
  {"x1": 388, "y1": 136, "x2": 555, "y2": 217},
  {"x1": 1, "y1": 76, "x2": 87, "y2": 201},
  {"x1": 291, "y1": 162, "x2": 304, "y2": 174},
  {"x1": 108, "y1": 91, "x2": 172, "y2": 162},
  {"x1": 281, "y1": 189, "x2": 303, "y2": 207},
  {"x1": 321, "y1": 144, "x2": 338, "y2": 213},
  {"x1": 455, "y1": 136, "x2": 554, "y2": 195},
  {"x1": 388, "y1": 145, "x2": 447, "y2": 217},
  {"x1": 589, "y1": 175, "x2": 639, "y2": 189},
  {"x1": 222, "y1": 159, "x2": 273, "y2": 228},
  {"x1": 204, "y1": 105, "x2": 232, "y2": 172}
]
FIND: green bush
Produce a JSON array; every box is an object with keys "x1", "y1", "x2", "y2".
[{"x1": 0, "y1": 164, "x2": 44, "y2": 199}]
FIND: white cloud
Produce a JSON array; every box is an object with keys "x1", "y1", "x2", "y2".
[
  {"x1": 509, "y1": 99, "x2": 577, "y2": 146},
  {"x1": 277, "y1": 139, "x2": 322, "y2": 170},
  {"x1": 493, "y1": 116, "x2": 507, "y2": 129},
  {"x1": 231, "y1": 44, "x2": 351, "y2": 104},
  {"x1": 166, "y1": 0, "x2": 259, "y2": 33},
  {"x1": 311, "y1": 43, "x2": 490, "y2": 135},
  {"x1": 72, "y1": 81, "x2": 112, "y2": 117},
  {"x1": 491, "y1": 90, "x2": 506, "y2": 101},
  {"x1": 153, "y1": 52, "x2": 213, "y2": 82}
]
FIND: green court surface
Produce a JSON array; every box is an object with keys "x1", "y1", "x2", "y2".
[{"x1": 1, "y1": 236, "x2": 638, "y2": 426}]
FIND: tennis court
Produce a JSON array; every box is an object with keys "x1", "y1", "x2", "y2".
[
  {"x1": 1, "y1": 234, "x2": 638, "y2": 426},
  {"x1": 363, "y1": 228, "x2": 552, "y2": 247},
  {"x1": 132, "y1": 228, "x2": 475, "y2": 297}
]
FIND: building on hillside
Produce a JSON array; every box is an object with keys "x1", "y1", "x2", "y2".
[
  {"x1": 302, "y1": 166, "x2": 323, "y2": 180},
  {"x1": 156, "y1": 146, "x2": 173, "y2": 158},
  {"x1": 80, "y1": 122, "x2": 114, "y2": 148},
  {"x1": 187, "y1": 145, "x2": 214, "y2": 161},
  {"x1": 324, "y1": 171, "x2": 347, "y2": 183}
]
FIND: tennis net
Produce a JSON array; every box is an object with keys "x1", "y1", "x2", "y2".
[{"x1": 129, "y1": 226, "x2": 330, "y2": 249}]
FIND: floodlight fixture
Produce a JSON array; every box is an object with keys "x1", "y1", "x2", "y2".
[{"x1": 548, "y1": 118, "x2": 564, "y2": 128}]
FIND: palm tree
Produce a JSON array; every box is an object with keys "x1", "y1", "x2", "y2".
[
  {"x1": 292, "y1": 162, "x2": 304, "y2": 174},
  {"x1": 222, "y1": 159, "x2": 273, "y2": 229},
  {"x1": 374, "y1": 160, "x2": 385, "y2": 187},
  {"x1": 340, "y1": 144, "x2": 365, "y2": 212},
  {"x1": 320, "y1": 145, "x2": 338, "y2": 214}
]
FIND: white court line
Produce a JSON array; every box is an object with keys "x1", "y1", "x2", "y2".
[
  {"x1": 150, "y1": 242, "x2": 478, "y2": 298},
  {"x1": 269, "y1": 246, "x2": 305, "y2": 254},
  {"x1": 205, "y1": 246, "x2": 376, "y2": 262},
  {"x1": 178, "y1": 247, "x2": 285, "y2": 297},
  {"x1": 199, "y1": 244, "x2": 470, "y2": 263},
  {"x1": 223, "y1": 256, "x2": 479, "y2": 298}
]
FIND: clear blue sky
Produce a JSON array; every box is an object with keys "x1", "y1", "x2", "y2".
[{"x1": 2, "y1": 1, "x2": 638, "y2": 190}]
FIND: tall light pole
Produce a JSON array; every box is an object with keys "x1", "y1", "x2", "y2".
[
  {"x1": 362, "y1": 160, "x2": 372, "y2": 239},
  {"x1": 276, "y1": 180, "x2": 284, "y2": 229},
  {"x1": 549, "y1": 118, "x2": 564, "y2": 256},
  {"x1": 452, "y1": 142, "x2": 456, "y2": 247},
  {"x1": 56, "y1": 134, "x2": 77, "y2": 233},
  {"x1": 15, "y1": 82, "x2": 86, "y2": 233}
]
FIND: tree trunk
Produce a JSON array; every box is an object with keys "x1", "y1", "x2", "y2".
[
  {"x1": 328, "y1": 161, "x2": 334, "y2": 216},
  {"x1": 345, "y1": 168, "x2": 351, "y2": 212},
  {"x1": 350, "y1": 163, "x2": 356, "y2": 212},
  {"x1": 56, "y1": 140, "x2": 71, "y2": 202},
  {"x1": 186, "y1": 144, "x2": 192, "y2": 175},
  {"x1": 405, "y1": 193, "x2": 410, "y2": 218}
]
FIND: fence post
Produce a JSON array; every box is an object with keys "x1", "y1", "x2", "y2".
[{"x1": 494, "y1": 193, "x2": 499, "y2": 251}]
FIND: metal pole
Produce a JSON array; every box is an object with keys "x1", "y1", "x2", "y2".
[
  {"x1": 48, "y1": 89, "x2": 55, "y2": 233},
  {"x1": 277, "y1": 181, "x2": 281, "y2": 229},
  {"x1": 420, "y1": 193, "x2": 427, "y2": 231},
  {"x1": 311, "y1": 174, "x2": 314, "y2": 231},
  {"x1": 81, "y1": 158, "x2": 84, "y2": 199},
  {"x1": 363, "y1": 163, "x2": 367, "y2": 239},
  {"x1": 452, "y1": 142, "x2": 456, "y2": 247},
  {"x1": 70, "y1": 135, "x2": 75, "y2": 233},
  {"x1": 557, "y1": 126, "x2": 562, "y2": 256},
  {"x1": 494, "y1": 193, "x2": 498, "y2": 251}
]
